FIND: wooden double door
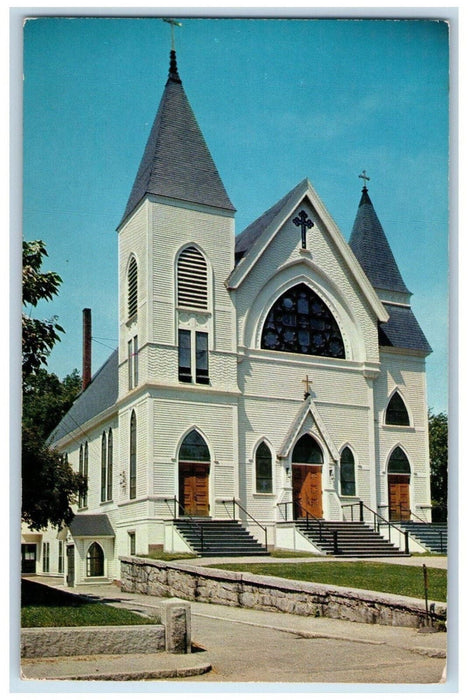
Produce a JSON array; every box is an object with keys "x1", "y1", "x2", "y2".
[
  {"x1": 293, "y1": 463, "x2": 323, "y2": 519},
  {"x1": 179, "y1": 462, "x2": 210, "y2": 517},
  {"x1": 388, "y1": 474, "x2": 411, "y2": 521}
]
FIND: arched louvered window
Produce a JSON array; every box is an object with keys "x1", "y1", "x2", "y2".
[
  {"x1": 128, "y1": 256, "x2": 138, "y2": 318},
  {"x1": 86, "y1": 542, "x2": 104, "y2": 577},
  {"x1": 78, "y1": 445, "x2": 84, "y2": 508},
  {"x1": 107, "y1": 429, "x2": 113, "y2": 502},
  {"x1": 83, "y1": 442, "x2": 88, "y2": 508},
  {"x1": 388, "y1": 446, "x2": 411, "y2": 474},
  {"x1": 261, "y1": 283, "x2": 345, "y2": 358},
  {"x1": 255, "y1": 442, "x2": 273, "y2": 493},
  {"x1": 340, "y1": 447, "x2": 356, "y2": 496},
  {"x1": 129, "y1": 412, "x2": 137, "y2": 500},
  {"x1": 100, "y1": 432, "x2": 107, "y2": 502},
  {"x1": 177, "y1": 246, "x2": 208, "y2": 310},
  {"x1": 385, "y1": 392, "x2": 410, "y2": 426}
]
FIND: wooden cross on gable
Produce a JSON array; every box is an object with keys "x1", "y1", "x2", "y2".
[
  {"x1": 302, "y1": 374, "x2": 312, "y2": 399},
  {"x1": 293, "y1": 210, "x2": 314, "y2": 249}
]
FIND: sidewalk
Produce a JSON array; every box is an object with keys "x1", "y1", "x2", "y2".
[{"x1": 20, "y1": 561, "x2": 447, "y2": 683}]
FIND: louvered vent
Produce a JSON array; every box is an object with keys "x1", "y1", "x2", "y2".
[
  {"x1": 128, "y1": 257, "x2": 138, "y2": 318},
  {"x1": 177, "y1": 246, "x2": 208, "y2": 309}
]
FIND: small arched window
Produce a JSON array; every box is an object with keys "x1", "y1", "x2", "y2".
[
  {"x1": 83, "y1": 442, "x2": 88, "y2": 508},
  {"x1": 385, "y1": 392, "x2": 410, "y2": 426},
  {"x1": 129, "y1": 412, "x2": 137, "y2": 499},
  {"x1": 86, "y1": 542, "x2": 104, "y2": 577},
  {"x1": 388, "y1": 446, "x2": 411, "y2": 474},
  {"x1": 255, "y1": 442, "x2": 273, "y2": 493},
  {"x1": 292, "y1": 434, "x2": 323, "y2": 464},
  {"x1": 340, "y1": 447, "x2": 356, "y2": 496},
  {"x1": 177, "y1": 246, "x2": 208, "y2": 310},
  {"x1": 128, "y1": 256, "x2": 138, "y2": 318},
  {"x1": 179, "y1": 430, "x2": 210, "y2": 462}
]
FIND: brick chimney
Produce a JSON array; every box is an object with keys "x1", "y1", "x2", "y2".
[{"x1": 82, "y1": 308, "x2": 92, "y2": 391}]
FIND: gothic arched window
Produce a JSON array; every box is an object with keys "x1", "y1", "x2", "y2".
[
  {"x1": 107, "y1": 429, "x2": 113, "y2": 502},
  {"x1": 340, "y1": 447, "x2": 356, "y2": 496},
  {"x1": 128, "y1": 256, "x2": 138, "y2": 319},
  {"x1": 177, "y1": 246, "x2": 208, "y2": 310},
  {"x1": 385, "y1": 392, "x2": 410, "y2": 426},
  {"x1": 255, "y1": 442, "x2": 273, "y2": 493},
  {"x1": 388, "y1": 446, "x2": 411, "y2": 474},
  {"x1": 179, "y1": 430, "x2": 210, "y2": 462},
  {"x1": 292, "y1": 434, "x2": 323, "y2": 464},
  {"x1": 100, "y1": 432, "x2": 107, "y2": 502},
  {"x1": 261, "y1": 284, "x2": 345, "y2": 358}
]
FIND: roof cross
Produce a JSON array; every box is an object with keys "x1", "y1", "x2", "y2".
[
  {"x1": 302, "y1": 374, "x2": 312, "y2": 399},
  {"x1": 163, "y1": 18, "x2": 182, "y2": 50},
  {"x1": 293, "y1": 210, "x2": 314, "y2": 249},
  {"x1": 359, "y1": 170, "x2": 370, "y2": 188}
]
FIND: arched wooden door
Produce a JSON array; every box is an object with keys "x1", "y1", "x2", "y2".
[
  {"x1": 387, "y1": 447, "x2": 411, "y2": 521},
  {"x1": 178, "y1": 430, "x2": 210, "y2": 517},
  {"x1": 292, "y1": 435, "x2": 324, "y2": 519}
]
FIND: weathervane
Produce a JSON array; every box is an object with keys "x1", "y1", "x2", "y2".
[
  {"x1": 359, "y1": 170, "x2": 370, "y2": 188},
  {"x1": 163, "y1": 18, "x2": 182, "y2": 50}
]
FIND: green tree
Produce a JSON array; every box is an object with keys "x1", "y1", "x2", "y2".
[
  {"x1": 428, "y1": 410, "x2": 448, "y2": 522},
  {"x1": 22, "y1": 241, "x2": 86, "y2": 530},
  {"x1": 22, "y1": 240, "x2": 64, "y2": 378}
]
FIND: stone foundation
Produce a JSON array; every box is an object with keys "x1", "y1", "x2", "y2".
[{"x1": 120, "y1": 556, "x2": 446, "y2": 629}]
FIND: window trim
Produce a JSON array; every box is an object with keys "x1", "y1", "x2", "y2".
[
  {"x1": 384, "y1": 390, "x2": 411, "y2": 427},
  {"x1": 129, "y1": 411, "x2": 137, "y2": 500},
  {"x1": 255, "y1": 441, "x2": 273, "y2": 494},
  {"x1": 127, "y1": 255, "x2": 138, "y2": 320},
  {"x1": 339, "y1": 446, "x2": 356, "y2": 497}
]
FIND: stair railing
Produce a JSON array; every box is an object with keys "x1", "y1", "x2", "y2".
[
  {"x1": 342, "y1": 500, "x2": 410, "y2": 555},
  {"x1": 221, "y1": 498, "x2": 268, "y2": 552},
  {"x1": 277, "y1": 500, "x2": 340, "y2": 555},
  {"x1": 164, "y1": 496, "x2": 205, "y2": 553}
]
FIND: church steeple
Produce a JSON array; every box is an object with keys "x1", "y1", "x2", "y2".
[
  {"x1": 119, "y1": 50, "x2": 235, "y2": 228},
  {"x1": 349, "y1": 181, "x2": 410, "y2": 296}
]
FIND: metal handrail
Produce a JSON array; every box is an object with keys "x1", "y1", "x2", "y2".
[
  {"x1": 342, "y1": 500, "x2": 410, "y2": 554},
  {"x1": 277, "y1": 499, "x2": 340, "y2": 554},
  {"x1": 221, "y1": 498, "x2": 268, "y2": 552},
  {"x1": 164, "y1": 496, "x2": 206, "y2": 553}
]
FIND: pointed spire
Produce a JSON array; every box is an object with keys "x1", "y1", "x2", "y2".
[
  {"x1": 349, "y1": 182, "x2": 410, "y2": 295},
  {"x1": 119, "y1": 51, "x2": 235, "y2": 227}
]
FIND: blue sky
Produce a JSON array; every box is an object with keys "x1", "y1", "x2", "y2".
[{"x1": 22, "y1": 16, "x2": 449, "y2": 413}]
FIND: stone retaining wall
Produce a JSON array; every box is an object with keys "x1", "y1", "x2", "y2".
[
  {"x1": 120, "y1": 556, "x2": 446, "y2": 629},
  {"x1": 21, "y1": 598, "x2": 191, "y2": 658}
]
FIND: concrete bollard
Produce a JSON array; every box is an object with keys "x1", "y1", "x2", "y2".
[{"x1": 159, "y1": 598, "x2": 191, "y2": 654}]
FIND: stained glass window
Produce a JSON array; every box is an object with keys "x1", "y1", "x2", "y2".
[
  {"x1": 255, "y1": 442, "x2": 273, "y2": 493},
  {"x1": 340, "y1": 447, "x2": 356, "y2": 496},
  {"x1": 385, "y1": 392, "x2": 410, "y2": 426},
  {"x1": 388, "y1": 446, "x2": 411, "y2": 474},
  {"x1": 292, "y1": 435, "x2": 323, "y2": 464},
  {"x1": 261, "y1": 284, "x2": 345, "y2": 358},
  {"x1": 180, "y1": 430, "x2": 210, "y2": 462}
]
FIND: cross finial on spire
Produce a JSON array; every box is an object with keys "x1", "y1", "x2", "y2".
[
  {"x1": 359, "y1": 170, "x2": 370, "y2": 190},
  {"x1": 163, "y1": 18, "x2": 182, "y2": 51}
]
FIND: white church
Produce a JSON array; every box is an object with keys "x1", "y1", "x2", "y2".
[{"x1": 22, "y1": 50, "x2": 441, "y2": 585}]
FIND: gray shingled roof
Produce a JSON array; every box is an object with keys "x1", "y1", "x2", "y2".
[
  {"x1": 379, "y1": 303, "x2": 432, "y2": 354},
  {"x1": 48, "y1": 349, "x2": 118, "y2": 445},
  {"x1": 349, "y1": 187, "x2": 410, "y2": 294},
  {"x1": 119, "y1": 51, "x2": 235, "y2": 227},
  {"x1": 69, "y1": 513, "x2": 115, "y2": 537},
  {"x1": 235, "y1": 179, "x2": 308, "y2": 263}
]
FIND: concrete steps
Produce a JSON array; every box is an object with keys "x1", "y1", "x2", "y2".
[
  {"x1": 395, "y1": 521, "x2": 447, "y2": 553},
  {"x1": 295, "y1": 520, "x2": 409, "y2": 557},
  {"x1": 173, "y1": 519, "x2": 269, "y2": 557}
]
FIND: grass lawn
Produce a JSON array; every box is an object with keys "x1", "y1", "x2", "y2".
[
  {"x1": 210, "y1": 561, "x2": 447, "y2": 602},
  {"x1": 21, "y1": 579, "x2": 157, "y2": 628}
]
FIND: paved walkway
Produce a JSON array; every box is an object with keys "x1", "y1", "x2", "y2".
[{"x1": 20, "y1": 556, "x2": 448, "y2": 686}]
